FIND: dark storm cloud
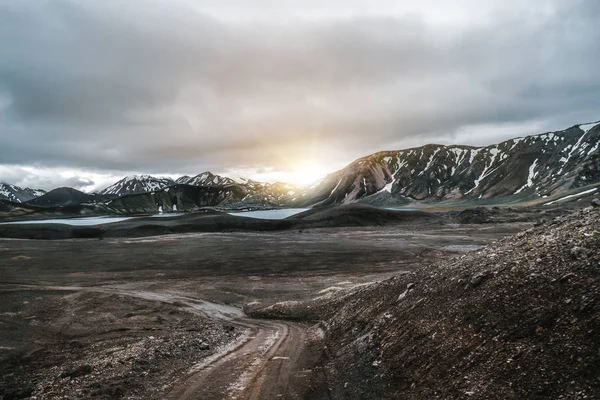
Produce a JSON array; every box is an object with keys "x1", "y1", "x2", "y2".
[{"x1": 0, "y1": 0, "x2": 599, "y2": 180}]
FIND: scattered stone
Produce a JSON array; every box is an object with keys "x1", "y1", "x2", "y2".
[
  {"x1": 535, "y1": 218, "x2": 548, "y2": 226},
  {"x1": 59, "y1": 364, "x2": 92, "y2": 379},
  {"x1": 198, "y1": 342, "x2": 210, "y2": 350},
  {"x1": 591, "y1": 198, "x2": 600, "y2": 207},
  {"x1": 397, "y1": 283, "x2": 416, "y2": 300},
  {"x1": 570, "y1": 246, "x2": 583, "y2": 259},
  {"x1": 470, "y1": 272, "x2": 489, "y2": 287},
  {"x1": 554, "y1": 272, "x2": 577, "y2": 283}
]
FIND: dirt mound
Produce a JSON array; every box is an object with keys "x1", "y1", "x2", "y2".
[
  {"x1": 257, "y1": 206, "x2": 600, "y2": 399},
  {"x1": 323, "y1": 206, "x2": 599, "y2": 399},
  {"x1": 290, "y1": 204, "x2": 442, "y2": 227},
  {"x1": 456, "y1": 207, "x2": 499, "y2": 223},
  {"x1": 449, "y1": 206, "x2": 569, "y2": 225}
]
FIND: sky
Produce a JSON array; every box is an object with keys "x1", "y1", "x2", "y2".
[{"x1": 0, "y1": 0, "x2": 599, "y2": 191}]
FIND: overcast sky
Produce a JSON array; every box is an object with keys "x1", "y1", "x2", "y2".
[{"x1": 1, "y1": 0, "x2": 599, "y2": 191}]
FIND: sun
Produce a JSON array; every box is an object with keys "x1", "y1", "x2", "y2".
[{"x1": 289, "y1": 164, "x2": 330, "y2": 187}]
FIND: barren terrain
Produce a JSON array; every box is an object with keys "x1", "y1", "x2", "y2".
[{"x1": 0, "y1": 215, "x2": 530, "y2": 399}]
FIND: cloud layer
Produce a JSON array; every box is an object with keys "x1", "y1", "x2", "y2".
[{"x1": 0, "y1": 0, "x2": 599, "y2": 190}]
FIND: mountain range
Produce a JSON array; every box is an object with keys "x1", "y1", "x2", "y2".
[{"x1": 1, "y1": 120, "x2": 598, "y2": 213}]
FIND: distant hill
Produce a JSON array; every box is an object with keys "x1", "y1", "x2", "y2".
[
  {"x1": 102, "y1": 181, "x2": 303, "y2": 214},
  {"x1": 26, "y1": 187, "x2": 106, "y2": 207}
]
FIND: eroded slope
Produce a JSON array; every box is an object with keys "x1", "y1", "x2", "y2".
[{"x1": 315, "y1": 205, "x2": 599, "y2": 399}]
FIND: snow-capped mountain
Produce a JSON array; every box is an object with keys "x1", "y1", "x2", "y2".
[
  {"x1": 99, "y1": 175, "x2": 175, "y2": 197},
  {"x1": 237, "y1": 180, "x2": 301, "y2": 205},
  {"x1": 298, "y1": 121, "x2": 600, "y2": 206},
  {"x1": 0, "y1": 183, "x2": 46, "y2": 203},
  {"x1": 176, "y1": 172, "x2": 237, "y2": 186}
]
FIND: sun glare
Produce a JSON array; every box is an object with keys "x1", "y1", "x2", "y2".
[{"x1": 289, "y1": 165, "x2": 330, "y2": 186}]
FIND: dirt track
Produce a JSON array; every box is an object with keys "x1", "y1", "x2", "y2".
[
  {"x1": 168, "y1": 319, "x2": 312, "y2": 400},
  {"x1": 6, "y1": 284, "x2": 319, "y2": 400}
]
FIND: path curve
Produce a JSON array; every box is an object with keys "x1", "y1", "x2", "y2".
[{"x1": 8, "y1": 284, "x2": 315, "y2": 400}]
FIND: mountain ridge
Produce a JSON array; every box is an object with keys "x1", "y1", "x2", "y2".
[{"x1": 296, "y1": 121, "x2": 600, "y2": 207}]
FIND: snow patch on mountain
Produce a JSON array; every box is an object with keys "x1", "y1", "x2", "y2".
[
  {"x1": 544, "y1": 187, "x2": 598, "y2": 205},
  {"x1": 514, "y1": 159, "x2": 539, "y2": 194},
  {"x1": 579, "y1": 121, "x2": 600, "y2": 134}
]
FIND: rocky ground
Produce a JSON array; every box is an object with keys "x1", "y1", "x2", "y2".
[
  {"x1": 0, "y1": 289, "x2": 239, "y2": 399},
  {"x1": 253, "y1": 203, "x2": 600, "y2": 399}
]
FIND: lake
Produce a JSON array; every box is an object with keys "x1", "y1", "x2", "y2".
[
  {"x1": 226, "y1": 208, "x2": 308, "y2": 220},
  {"x1": 0, "y1": 209, "x2": 309, "y2": 226},
  {"x1": 0, "y1": 216, "x2": 136, "y2": 226}
]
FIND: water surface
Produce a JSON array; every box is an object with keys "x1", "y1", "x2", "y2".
[
  {"x1": 0, "y1": 209, "x2": 308, "y2": 225},
  {"x1": 227, "y1": 208, "x2": 308, "y2": 220},
  {"x1": 0, "y1": 216, "x2": 135, "y2": 226}
]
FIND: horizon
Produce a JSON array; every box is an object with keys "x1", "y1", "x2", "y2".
[
  {"x1": 1, "y1": 117, "x2": 597, "y2": 193},
  {"x1": 1, "y1": 0, "x2": 599, "y2": 191}
]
